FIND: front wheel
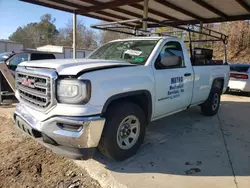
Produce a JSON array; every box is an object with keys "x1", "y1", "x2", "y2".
[
  {"x1": 98, "y1": 102, "x2": 147, "y2": 161},
  {"x1": 201, "y1": 88, "x2": 221, "y2": 116}
]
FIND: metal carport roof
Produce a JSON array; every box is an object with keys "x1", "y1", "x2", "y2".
[
  {"x1": 19, "y1": 0, "x2": 250, "y2": 59},
  {"x1": 20, "y1": 0, "x2": 250, "y2": 26}
]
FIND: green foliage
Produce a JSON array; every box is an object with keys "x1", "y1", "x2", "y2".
[
  {"x1": 100, "y1": 30, "x2": 130, "y2": 45},
  {"x1": 9, "y1": 14, "x2": 59, "y2": 48},
  {"x1": 9, "y1": 13, "x2": 99, "y2": 49},
  {"x1": 37, "y1": 14, "x2": 59, "y2": 46},
  {"x1": 9, "y1": 23, "x2": 38, "y2": 48},
  {"x1": 56, "y1": 20, "x2": 98, "y2": 49},
  {"x1": 8, "y1": 13, "x2": 250, "y2": 63}
]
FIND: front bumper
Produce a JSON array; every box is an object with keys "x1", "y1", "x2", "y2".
[{"x1": 14, "y1": 103, "x2": 105, "y2": 159}]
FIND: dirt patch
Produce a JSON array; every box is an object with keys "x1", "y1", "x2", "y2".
[{"x1": 0, "y1": 115, "x2": 101, "y2": 188}]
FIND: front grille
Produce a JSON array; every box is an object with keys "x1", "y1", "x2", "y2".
[{"x1": 16, "y1": 72, "x2": 52, "y2": 109}]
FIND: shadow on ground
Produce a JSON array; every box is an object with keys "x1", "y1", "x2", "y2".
[
  {"x1": 92, "y1": 97, "x2": 250, "y2": 177},
  {"x1": 226, "y1": 91, "x2": 250, "y2": 97}
]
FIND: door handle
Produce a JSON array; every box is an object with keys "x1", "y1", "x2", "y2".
[{"x1": 184, "y1": 73, "x2": 192, "y2": 77}]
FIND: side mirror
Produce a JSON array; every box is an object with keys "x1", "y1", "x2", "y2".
[{"x1": 160, "y1": 56, "x2": 181, "y2": 68}]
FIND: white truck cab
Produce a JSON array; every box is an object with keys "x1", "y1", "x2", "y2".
[{"x1": 14, "y1": 36, "x2": 229, "y2": 160}]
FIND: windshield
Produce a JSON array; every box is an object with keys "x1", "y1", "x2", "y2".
[
  {"x1": 89, "y1": 40, "x2": 159, "y2": 65},
  {"x1": 0, "y1": 52, "x2": 12, "y2": 62}
]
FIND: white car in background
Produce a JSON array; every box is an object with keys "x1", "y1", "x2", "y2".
[{"x1": 228, "y1": 64, "x2": 250, "y2": 96}]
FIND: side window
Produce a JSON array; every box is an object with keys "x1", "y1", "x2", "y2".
[
  {"x1": 31, "y1": 53, "x2": 55, "y2": 60},
  {"x1": 8, "y1": 56, "x2": 19, "y2": 66},
  {"x1": 31, "y1": 53, "x2": 43, "y2": 60},
  {"x1": 159, "y1": 41, "x2": 185, "y2": 67},
  {"x1": 9, "y1": 54, "x2": 28, "y2": 66}
]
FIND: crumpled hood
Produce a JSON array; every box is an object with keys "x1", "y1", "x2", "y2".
[{"x1": 19, "y1": 58, "x2": 133, "y2": 75}]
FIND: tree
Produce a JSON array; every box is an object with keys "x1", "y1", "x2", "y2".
[
  {"x1": 37, "y1": 14, "x2": 59, "y2": 46},
  {"x1": 99, "y1": 30, "x2": 130, "y2": 45},
  {"x1": 9, "y1": 14, "x2": 59, "y2": 48},
  {"x1": 9, "y1": 23, "x2": 39, "y2": 48},
  {"x1": 56, "y1": 20, "x2": 98, "y2": 49},
  {"x1": 210, "y1": 21, "x2": 250, "y2": 62}
]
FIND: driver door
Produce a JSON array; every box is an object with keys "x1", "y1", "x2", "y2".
[{"x1": 153, "y1": 41, "x2": 193, "y2": 118}]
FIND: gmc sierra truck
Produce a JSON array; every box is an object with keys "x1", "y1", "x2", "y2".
[{"x1": 14, "y1": 37, "x2": 229, "y2": 161}]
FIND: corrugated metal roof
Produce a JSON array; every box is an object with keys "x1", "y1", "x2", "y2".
[
  {"x1": 20, "y1": 0, "x2": 250, "y2": 26},
  {"x1": 37, "y1": 45, "x2": 95, "y2": 52},
  {"x1": 0, "y1": 40, "x2": 24, "y2": 44}
]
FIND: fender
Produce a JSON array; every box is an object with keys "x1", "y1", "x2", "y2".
[
  {"x1": 212, "y1": 77, "x2": 225, "y2": 94},
  {"x1": 101, "y1": 90, "x2": 153, "y2": 122}
]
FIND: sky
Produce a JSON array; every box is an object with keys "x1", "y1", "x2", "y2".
[{"x1": 0, "y1": 0, "x2": 101, "y2": 39}]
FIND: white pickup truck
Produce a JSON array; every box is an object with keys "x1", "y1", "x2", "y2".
[{"x1": 14, "y1": 37, "x2": 229, "y2": 161}]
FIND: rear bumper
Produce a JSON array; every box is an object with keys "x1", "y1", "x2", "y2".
[
  {"x1": 14, "y1": 103, "x2": 105, "y2": 159},
  {"x1": 228, "y1": 80, "x2": 250, "y2": 92}
]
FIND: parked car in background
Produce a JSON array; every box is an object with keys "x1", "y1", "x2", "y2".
[
  {"x1": 228, "y1": 64, "x2": 250, "y2": 96},
  {"x1": 0, "y1": 50, "x2": 56, "y2": 97},
  {"x1": 0, "y1": 50, "x2": 55, "y2": 73}
]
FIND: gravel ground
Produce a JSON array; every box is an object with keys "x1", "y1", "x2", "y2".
[{"x1": 0, "y1": 108, "x2": 101, "y2": 188}]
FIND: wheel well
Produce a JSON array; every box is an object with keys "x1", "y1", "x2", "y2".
[
  {"x1": 101, "y1": 91, "x2": 152, "y2": 123},
  {"x1": 212, "y1": 78, "x2": 224, "y2": 94}
]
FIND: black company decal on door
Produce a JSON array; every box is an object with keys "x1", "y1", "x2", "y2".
[{"x1": 158, "y1": 76, "x2": 184, "y2": 101}]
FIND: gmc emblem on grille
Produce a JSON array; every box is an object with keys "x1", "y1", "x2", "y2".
[{"x1": 21, "y1": 78, "x2": 35, "y2": 88}]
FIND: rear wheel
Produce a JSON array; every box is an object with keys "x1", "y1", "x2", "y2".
[
  {"x1": 201, "y1": 88, "x2": 221, "y2": 116},
  {"x1": 98, "y1": 102, "x2": 147, "y2": 161}
]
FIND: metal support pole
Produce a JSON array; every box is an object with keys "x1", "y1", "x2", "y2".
[
  {"x1": 199, "y1": 21, "x2": 203, "y2": 47},
  {"x1": 188, "y1": 30, "x2": 193, "y2": 62},
  {"x1": 143, "y1": 0, "x2": 149, "y2": 30},
  {"x1": 224, "y1": 42, "x2": 228, "y2": 64},
  {"x1": 73, "y1": 11, "x2": 77, "y2": 59}
]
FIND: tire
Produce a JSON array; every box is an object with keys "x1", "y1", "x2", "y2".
[
  {"x1": 98, "y1": 102, "x2": 147, "y2": 161},
  {"x1": 201, "y1": 87, "x2": 221, "y2": 116}
]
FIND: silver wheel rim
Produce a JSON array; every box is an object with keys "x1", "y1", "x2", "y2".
[
  {"x1": 212, "y1": 93, "x2": 219, "y2": 111},
  {"x1": 117, "y1": 115, "x2": 140, "y2": 150}
]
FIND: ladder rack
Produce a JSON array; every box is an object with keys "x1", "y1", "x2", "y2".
[{"x1": 91, "y1": 18, "x2": 227, "y2": 43}]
